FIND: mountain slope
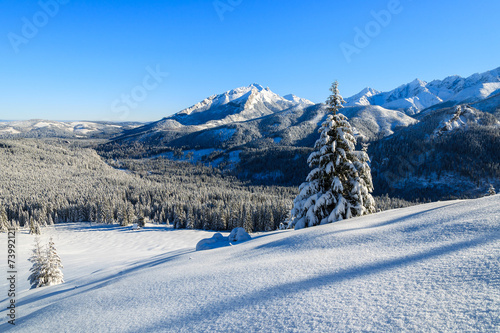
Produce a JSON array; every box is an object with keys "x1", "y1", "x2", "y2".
[
  {"x1": 160, "y1": 104, "x2": 417, "y2": 150},
  {"x1": 345, "y1": 67, "x2": 500, "y2": 115},
  {"x1": 115, "y1": 84, "x2": 314, "y2": 144},
  {"x1": 2, "y1": 195, "x2": 499, "y2": 332},
  {"x1": 369, "y1": 104, "x2": 500, "y2": 200},
  {"x1": 342, "y1": 105, "x2": 418, "y2": 140},
  {"x1": 470, "y1": 92, "x2": 500, "y2": 118}
]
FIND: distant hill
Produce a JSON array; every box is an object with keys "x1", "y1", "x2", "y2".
[{"x1": 0, "y1": 119, "x2": 143, "y2": 139}]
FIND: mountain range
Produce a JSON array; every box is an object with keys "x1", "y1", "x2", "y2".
[
  {"x1": 116, "y1": 85, "x2": 420, "y2": 146},
  {"x1": 4, "y1": 67, "x2": 499, "y2": 145},
  {"x1": 345, "y1": 67, "x2": 500, "y2": 115},
  {"x1": 114, "y1": 67, "x2": 499, "y2": 146},
  {"x1": 2, "y1": 67, "x2": 499, "y2": 200}
]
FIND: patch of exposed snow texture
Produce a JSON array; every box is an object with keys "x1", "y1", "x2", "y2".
[
  {"x1": 1, "y1": 195, "x2": 499, "y2": 331},
  {"x1": 0, "y1": 127, "x2": 21, "y2": 134},
  {"x1": 209, "y1": 150, "x2": 241, "y2": 169}
]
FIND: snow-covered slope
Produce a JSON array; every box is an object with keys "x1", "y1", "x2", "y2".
[
  {"x1": 342, "y1": 105, "x2": 418, "y2": 140},
  {"x1": 164, "y1": 104, "x2": 417, "y2": 150},
  {"x1": 470, "y1": 92, "x2": 500, "y2": 117},
  {"x1": 345, "y1": 87, "x2": 381, "y2": 106},
  {"x1": 2, "y1": 195, "x2": 498, "y2": 332},
  {"x1": 345, "y1": 67, "x2": 500, "y2": 115}
]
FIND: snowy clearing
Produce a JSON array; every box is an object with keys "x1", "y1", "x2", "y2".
[{"x1": 1, "y1": 196, "x2": 499, "y2": 332}]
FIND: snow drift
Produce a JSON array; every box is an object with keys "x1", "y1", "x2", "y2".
[{"x1": 196, "y1": 228, "x2": 251, "y2": 251}]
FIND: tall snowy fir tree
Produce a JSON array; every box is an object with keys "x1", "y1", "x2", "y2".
[{"x1": 290, "y1": 81, "x2": 375, "y2": 229}]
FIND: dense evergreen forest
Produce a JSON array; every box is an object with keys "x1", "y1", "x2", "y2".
[
  {"x1": 369, "y1": 110, "x2": 500, "y2": 200},
  {"x1": 0, "y1": 138, "x2": 417, "y2": 233}
]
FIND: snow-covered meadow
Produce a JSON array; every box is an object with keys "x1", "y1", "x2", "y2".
[{"x1": 1, "y1": 195, "x2": 499, "y2": 332}]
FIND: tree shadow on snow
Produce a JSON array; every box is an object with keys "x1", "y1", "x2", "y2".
[
  {"x1": 137, "y1": 232, "x2": 499, "y2": 332},
  {"x1": 250, "y1": 202, "x2": 463, "y2": 253},
  {"x1": 0, "y1": 249, "x2": 193, "y2": 331}
]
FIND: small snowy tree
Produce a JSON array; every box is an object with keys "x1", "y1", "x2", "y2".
[
  {"x1": 487, "y1": 184, "x2": 496, "y2": 196},
  {"x1": 29, "y1": 217, "x2": 42, "y2": 235},
  {"x1": 290, "y1": 81, "x2": 375, "y2": 229},
  {"x1": 27, "y1": 237, "x2": 64, "y2": 288},
  {"x1": 353, "y1": 143, "x2": 376, "y2": 214},
  {"x1": 28, "y1": 238, "x2": 47, "y2": 288},
  {"x1": 45, "y1": 237, "x2": 64, "y2": 286}
]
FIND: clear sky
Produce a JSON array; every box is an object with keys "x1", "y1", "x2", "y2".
[{"x1": 1, "y1": 0, "x2": 499, "y2": 122}]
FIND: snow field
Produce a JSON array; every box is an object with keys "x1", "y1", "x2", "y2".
[{"x1": 0, "y1": 196, "x2": 499, "y2": 332}]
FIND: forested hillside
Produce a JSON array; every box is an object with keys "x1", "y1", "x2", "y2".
[
  {"x1": 0, "y1": 139, "x2": 418, "y2": 233},
  {"x1": 0, "y1": 139, "x2": 293, "y2": 232},
  {"x1": 369, "y1": 106, "x2": 500, "y2": 200}
]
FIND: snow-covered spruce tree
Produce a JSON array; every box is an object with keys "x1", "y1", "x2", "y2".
[
  {"x1": 29, "y1": 217, "x2": 42, "y2": 235},
  {"x1": 28, "y1": 237, "x2": 64, "y2": 288},
  {"x1": 28, "y1": 238, "x2": 47, "y2": 288},
  {"x1": 487, "y1": 184, "x2": 496, "y2": 196},
  {"x1": 45, "y1": 237, "x2": 64, "y2": 286},
  {"x1": 290, "y1": 81, "x2": 375, "y2": 229},
  {"x1": 354, "y1": 143, "x2": 376, "y2": 213}
]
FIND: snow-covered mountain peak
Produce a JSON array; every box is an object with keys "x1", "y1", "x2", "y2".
[
  {"x1": 248, "y1": 83, "x2": 265, "y2": 91},
  {"x1": 407, "y1": 78, "x2": 427, "y2": 88},
  {"x1": 359, "y1": 87, "x2": 380, "y2": 95},
  {"x1": 283, "y1": 94, "x2": 315, "y2": 106},
  {"x1": 390, "y1": 78, "x2": 428, "y2": 97},
  {"x1": 466, "y1": 67, "x2": 500, "y2": 84},
  {"x1": 344, "y1": 87, "x2": 380, "y2": 107},
  {"x1": 154, "y1": 84, "x2": 315, "y2": 130}
]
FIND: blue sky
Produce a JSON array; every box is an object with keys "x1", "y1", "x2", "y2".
[{"x1": 1, "y1": 0, "x2": 499, "y2": 122}]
